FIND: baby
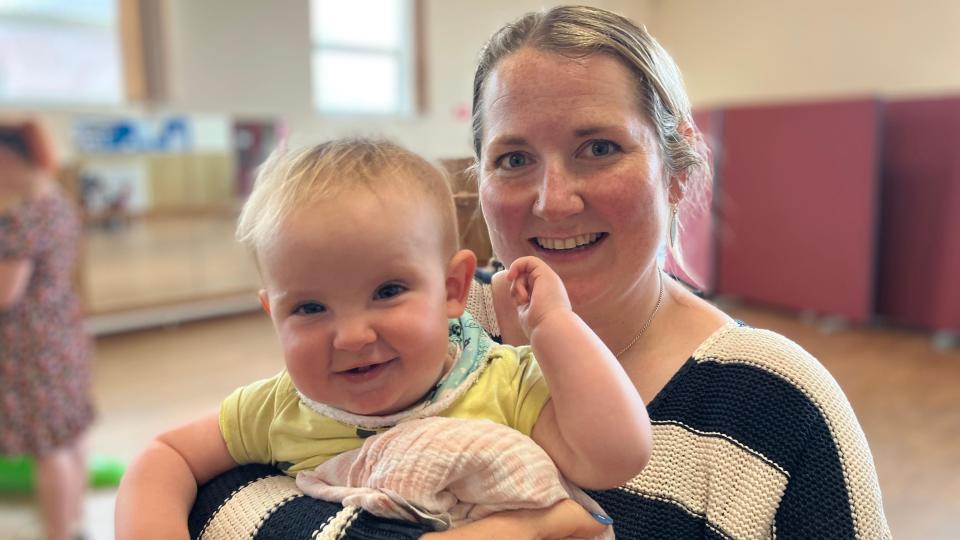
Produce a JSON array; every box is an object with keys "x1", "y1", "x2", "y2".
[{"x1": 115, "y1": 138, "x2": 652, "y2": 538}]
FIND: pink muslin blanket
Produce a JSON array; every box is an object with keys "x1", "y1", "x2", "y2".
[{"x1": 296, "y1": 416, "x2": 613, "y2": 538}]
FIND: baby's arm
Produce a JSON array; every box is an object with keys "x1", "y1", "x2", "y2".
[
  {"x1": 507, "y1": 256, "x2": 652, "y2": 490},
  {"x1": 115, "y1": 412, "x2": 237, "y2": 540}
]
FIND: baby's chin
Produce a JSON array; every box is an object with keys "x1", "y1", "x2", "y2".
[
  {"x1": 354, "y1": 388, "x2": 440, "y2": 417},
  {"x1": 297, "y1": 389, "x2": 405, "y2": 417},
  {"x1": 298, "y1": 371, "x2": 445, "y2": 417},
  {"x1": 327, "y1": 395, "x2": 417, "y2": 417},
  {"x1": 350, "y1": 403, "x2": 403, "y2": 417}
]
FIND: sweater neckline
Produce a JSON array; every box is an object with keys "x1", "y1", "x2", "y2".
[{"x1": 645, "y1": 319, "x2": 744, "y2": 413}]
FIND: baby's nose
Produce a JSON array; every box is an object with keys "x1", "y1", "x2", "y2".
[{"x1": 332, "y1": 315, "x2": 377, "y2": 352}]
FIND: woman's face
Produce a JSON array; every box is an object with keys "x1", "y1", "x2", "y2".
[{"x1": 478, "y1": 48, "x2": 669, "y2": 309}]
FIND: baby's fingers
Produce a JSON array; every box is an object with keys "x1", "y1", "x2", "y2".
[
  {"x1": 506, "y1": 257, "x2": 530, "y2": 281},
  {"x1": 508, "y1": 258, "x2": 539, "y2": 305},
  {"x1": 510, "y1": 274, "x2": 530, "y2": 306}
]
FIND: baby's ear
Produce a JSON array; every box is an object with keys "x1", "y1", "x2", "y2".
[
  {"x1": 258, "y1": 290, "x2": 272, "y2": 315},
  {"x1": 445, "y1": 249, "x2": 477, "y2": 317}
]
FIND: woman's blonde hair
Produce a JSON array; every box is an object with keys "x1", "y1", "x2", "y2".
[{"x1": 236, "y1": 138, "x2": 459, "y2": 258}]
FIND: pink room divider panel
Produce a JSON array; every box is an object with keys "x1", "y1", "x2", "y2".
[
  {"x1": 714, "y1": 99, "x2": 881, "y2": 323},
  {"x1": 878, "y1": 97, "x2": 960, "y2": 333}
]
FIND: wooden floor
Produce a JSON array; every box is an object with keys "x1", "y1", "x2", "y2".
[{"x1": 1, "y1": 303, "x2": 958, "y2": 538}]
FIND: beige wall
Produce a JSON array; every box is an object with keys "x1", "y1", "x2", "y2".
[
  {"x1": 163, "y1": 0, "x2": 654, "y2": 160},
  {"x1": 18, "y1": 0, "x2": 960, "y2": 160},
  {"x1": 649, "y1": 0, "x2": 960, "y2": 107}
]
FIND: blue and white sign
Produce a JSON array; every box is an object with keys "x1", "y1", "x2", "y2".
[{"x1": 74, "y1": 117, "x2": 192, "y2": 153}]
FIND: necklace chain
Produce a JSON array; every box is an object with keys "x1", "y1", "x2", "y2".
[{"x1": 615, "y1": 271, "x2": 665, "y2": 359}]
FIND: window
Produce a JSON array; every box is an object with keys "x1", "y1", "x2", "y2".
[
  {"x1": 0, "y1": 0, "x2": 122, "y2": 105},
  {"x1": 310, "y1": 0, "x2": 415, "y2": 115}
]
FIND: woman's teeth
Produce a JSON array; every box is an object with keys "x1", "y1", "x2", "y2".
[{"x1": 535, "y1": 233, "x2": 602, "y2": 251}]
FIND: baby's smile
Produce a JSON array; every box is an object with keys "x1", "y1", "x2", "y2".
[{"x1": 335, "y1": 357, "x2": 398, "y2": 383}]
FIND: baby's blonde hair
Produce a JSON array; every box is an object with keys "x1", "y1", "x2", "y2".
[{"x1": 236, "y1": 138, "x2": 459, "y2": 259}]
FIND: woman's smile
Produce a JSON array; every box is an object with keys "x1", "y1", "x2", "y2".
[{"x1": 530, "y1": 232, "x2": 607, "y2": 252}]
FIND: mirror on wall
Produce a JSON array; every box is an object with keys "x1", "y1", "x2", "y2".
[{"x1": 69, "y1": 115, "x2": 281, "y2": 332}]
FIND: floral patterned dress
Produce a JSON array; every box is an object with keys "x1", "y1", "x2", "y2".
[{"x1": 0, "y1": 191, "x2": 94, "y2": 456}]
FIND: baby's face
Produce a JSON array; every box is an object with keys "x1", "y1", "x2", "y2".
[{"x1": 258, "y1": 186, "x2": 459, "y2": 416}]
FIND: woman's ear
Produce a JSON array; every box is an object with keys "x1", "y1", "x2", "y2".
[
  {"x1": 258, "y1": 290, "x2": 272, "y2": 315},
  {"x1": 668, "y1": 118, "x2": 707, "y2": 206},
  {"x1": 445, "y1": 249, "x2": 478, "y2": 318},
  {"x1": 668, "y1": 172, "x2": 688, "y2": 206}
]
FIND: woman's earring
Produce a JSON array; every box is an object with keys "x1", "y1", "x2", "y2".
[{"x1": 668, "y1": 203, "x2": 680, "y2": 250}]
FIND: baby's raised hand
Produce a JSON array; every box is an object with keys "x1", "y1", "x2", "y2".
[{"x1": 506, "y1": 256, "x2": 572, "y2": 336}]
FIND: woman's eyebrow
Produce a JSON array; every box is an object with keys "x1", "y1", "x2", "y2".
[
  {"x1": 488, "y1": 135, "x2": 528, "y2": 148},
  {"x1": 489, "y1": 126, "x2": 620, "y2": 148},
  {"x1": 574, "y1": 126, "x2": 612, "y2": 138}
]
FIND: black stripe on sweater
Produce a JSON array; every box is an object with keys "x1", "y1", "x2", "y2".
[
  {"x1": 338, "y1": 511, "x2": 433, "y2": 539},
  {"x1": 650, "y1": 358, "x2": 854, "y2": 536},
  {"x1": 586, "y1": 488, "x2": 732, "y2": 539},
  {"x1": 189, "y1": 463, "x2": 282, "y2": 539},
  {"x1": 191, "y1": 465, "x2": 430, "y2": 540},
  {"x1": 253, "y1": 495, "x2": 346, "y2": 539},
  {"x1": 653, "y1": 359, "x2": 824, "y2": 472},
  {"x1": 253, "y1": 496, "x2": 431, "y2": 539}
]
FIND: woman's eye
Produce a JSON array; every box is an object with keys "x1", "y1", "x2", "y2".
[
  {"x1": 293, "y1": 302, "x2": 326, "y2": 315},
  {"x1": 496, "y1": 152, "x2": 529, "y2": 170},
  {"x1": 375, "y1": 283, "x2": 407, "y2": 300},
  {"x1": 583, "y1": 140, "x2": 621, "y2": 158}
]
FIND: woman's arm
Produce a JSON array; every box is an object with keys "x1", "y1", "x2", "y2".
[
  {"x1": 115, "y1": 413, "x2": 237, "y2": 540},
  {"x1": 507, "y1": 256, "x2": 652, "y2": 489},
  {"x1": 0, "y1": 259, "x2": 32, "y2": 310}
]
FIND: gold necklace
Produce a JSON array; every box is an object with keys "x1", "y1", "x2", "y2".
[{"x1": 615, "y1": 270, "x2": 664, "y2": 359}]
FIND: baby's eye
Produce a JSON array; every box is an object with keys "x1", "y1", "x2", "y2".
[
  {"x1": 374, "y1": 283, "x2": 407, "y2": 300},
  {"x1": 293, "y1": 302, "x2": 326, "y2": 315},
  {"x1": 495, "y1": 151, "x2": 531, "y2": 170},
  {"x1": 581, "y1": 140, "x2": 622, "y2": 158}
]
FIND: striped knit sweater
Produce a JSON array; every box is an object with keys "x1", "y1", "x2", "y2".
[{"x1": 189, "y1": 281, "x2": 889, "y2": 539}]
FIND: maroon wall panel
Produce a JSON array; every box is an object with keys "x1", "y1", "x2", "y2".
[
  {"x1": 878, "y1": 97, "x2": 960, "y2": 332},
  {"x1": 715, "y1": 100, "x2": 881, "y2": 323}
]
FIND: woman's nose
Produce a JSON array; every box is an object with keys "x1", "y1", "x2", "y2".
[
  {"x1": 332, "y1": 314, "x2": 377, "y2": 352},
  {"x1": 532, "y1": 161, "x2": 584, "y2": 221}
]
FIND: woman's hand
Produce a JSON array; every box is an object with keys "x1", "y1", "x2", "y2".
[
  {"x1": 421, "y1": 499, "x2": 610, "y2": 539},
  {"x1": 506, "y1": 256, "x2": 573, "y2": 337}
]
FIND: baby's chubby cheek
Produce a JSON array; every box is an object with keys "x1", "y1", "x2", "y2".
[{"x1": 281, "y1": 332, "x2": 329, "y2": 379}]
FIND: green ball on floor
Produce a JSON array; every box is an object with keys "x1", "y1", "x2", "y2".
[{"x1": 0, "y1": 455, "x2": 125, "y2": 494}]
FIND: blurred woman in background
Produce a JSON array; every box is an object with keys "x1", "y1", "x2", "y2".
[{"x1": 0, "y1": 120, "x2": 95, "y2": 540}]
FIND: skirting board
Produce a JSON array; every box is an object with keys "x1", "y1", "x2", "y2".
[{"x1": 85, "y1": 293, "x2": 261, "y2": 336}]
